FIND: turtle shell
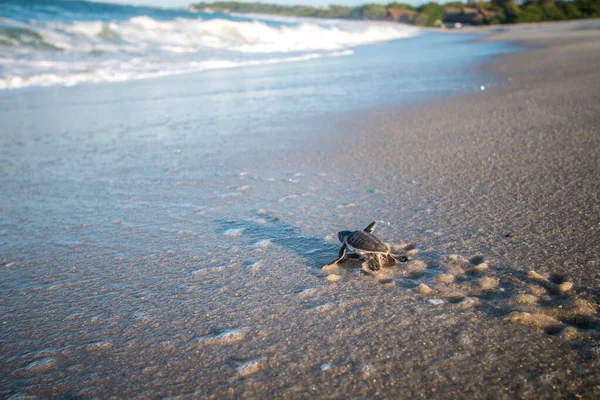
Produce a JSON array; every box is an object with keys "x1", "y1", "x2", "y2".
[{"x1": 346, "y1": 231, "x2": 388, "y2": 253}]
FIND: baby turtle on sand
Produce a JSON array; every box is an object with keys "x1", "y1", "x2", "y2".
[{"x1": 332, "y1": 221, "x2": 407, "y2": 272}]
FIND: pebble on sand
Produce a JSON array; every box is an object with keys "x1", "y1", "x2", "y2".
[
  {"x1": 416, "y1": 283, "x2": 433, "y2": 295},
  {"x1": 428, "y1": 298, "x2": 445, "y2": 305},
  {"x1": 326, "y1": 274, "x2": 341, "y2": 282}
]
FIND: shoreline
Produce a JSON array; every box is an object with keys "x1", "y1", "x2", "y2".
[
  {"x1": 273, "y1": 18, "x2": 600, "y2": 395},
  {"x1": 1, "y1": 19, "x2": 599, "y2": 399}
]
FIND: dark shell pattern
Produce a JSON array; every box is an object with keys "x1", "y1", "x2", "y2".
[{"x1": 346, "y1": 231, "x2": 388, "y2": 253}]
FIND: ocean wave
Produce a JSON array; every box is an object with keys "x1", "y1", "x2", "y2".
[
  {"x1": 0, "y1": 50, "x2": 355, "y2": 90},
  {"x1": 0, "y1": 11, "x2": 419, "y2": 89}
]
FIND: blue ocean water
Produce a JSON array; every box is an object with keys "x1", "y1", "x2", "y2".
[
  {"x1": 0, "y1": 0, "x2": 520, "y2": 136},
  {"x1": 0, "y1": 0, "x2": 422, "y2": 89}
]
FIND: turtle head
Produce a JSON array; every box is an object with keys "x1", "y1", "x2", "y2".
[{"x1": 337, "y1": 230, "x2": 352, "y2": 243}]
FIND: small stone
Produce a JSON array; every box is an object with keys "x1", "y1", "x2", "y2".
[
  {"x1": 416, "y1": 283, "x2": 433, "y2": 295},
  {"x1": 428, "y1": 298, "x2": 445, "y2": 305},
  {"x1": 320, "y1": 363, "x2": 331, "y2": 371},
  {"x1": 326, "y1": 274, "x2": 341, "y2": 282}
]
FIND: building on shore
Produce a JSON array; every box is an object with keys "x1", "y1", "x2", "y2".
[
  {"x1": 388, "y1": 8, "x2": 414, "y2": 23},
  {"x1": 443, "y1": 6, "x2": 497, "y2": 25}
]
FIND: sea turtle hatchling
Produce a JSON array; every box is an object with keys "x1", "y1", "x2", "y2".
[{"x1": 331, "y1": 221, "x2": 408, "y2": 272}]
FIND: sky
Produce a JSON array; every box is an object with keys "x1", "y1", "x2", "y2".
[{"x1": 91, "y1": 0, "x2": 424, "y2": 9}]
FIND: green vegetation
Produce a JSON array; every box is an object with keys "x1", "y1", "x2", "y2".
[
  {"x1": 413, "y1": 2, "x2": 446, "y2": 25},
  {"x1": 193, "y1": 0, "x2": 600, "y2": 27},
  {"x1": 350, "y1": 4, "x2": 389, "y2": 19},
  {"x1": 386, "y1": 2, "x2": 415, "y2": 10}
]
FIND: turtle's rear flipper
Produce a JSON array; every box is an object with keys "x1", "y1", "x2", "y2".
[
  {"x1": 387, "y1": 254, "x2": 409, "y2": 264},
  {"x1": 367, "y1": 255, "x2": 381, "y2": 271},
  {"x1": 360, "y1": 260, "x2": 377, "y2": 274}
]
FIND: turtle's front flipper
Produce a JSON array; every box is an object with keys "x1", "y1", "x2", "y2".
[
  {"x1": 331, "y1": 245, "x2": 347, "y2": 264},
  {"x1": 363, "y1": 221, "x2": 377, "y2": 233}
]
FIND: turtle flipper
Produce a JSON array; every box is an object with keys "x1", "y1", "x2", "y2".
[
  {"x1": 363, "y1": 221, "x2": 377, "y2": 233},
  {"x1": 389, "y1": 254, "x2": 409, "y2": 263},
  {"x1": 368, "y1": 254, "x2": 381, "y2": 271},
  {"x1": 331, "y1": 245, "x2": 347, "y2": 264}
]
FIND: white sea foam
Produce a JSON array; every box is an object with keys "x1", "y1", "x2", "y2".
[{"x1": 0, "y1": 15, "x2": 419, "y2": 89}]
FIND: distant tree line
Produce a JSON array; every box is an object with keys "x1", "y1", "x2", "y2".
[{"x1": 193, "y1": 0, "x2": 600, "y2": 26}]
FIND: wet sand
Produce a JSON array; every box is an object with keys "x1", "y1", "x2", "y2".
[{"x1": 2, "y1": 21, "x2": 600, "y2": 398}]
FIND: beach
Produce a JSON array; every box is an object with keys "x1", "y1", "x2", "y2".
[{"x1": 1, "y1": 18, "x2": 600, "y2": 399}]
